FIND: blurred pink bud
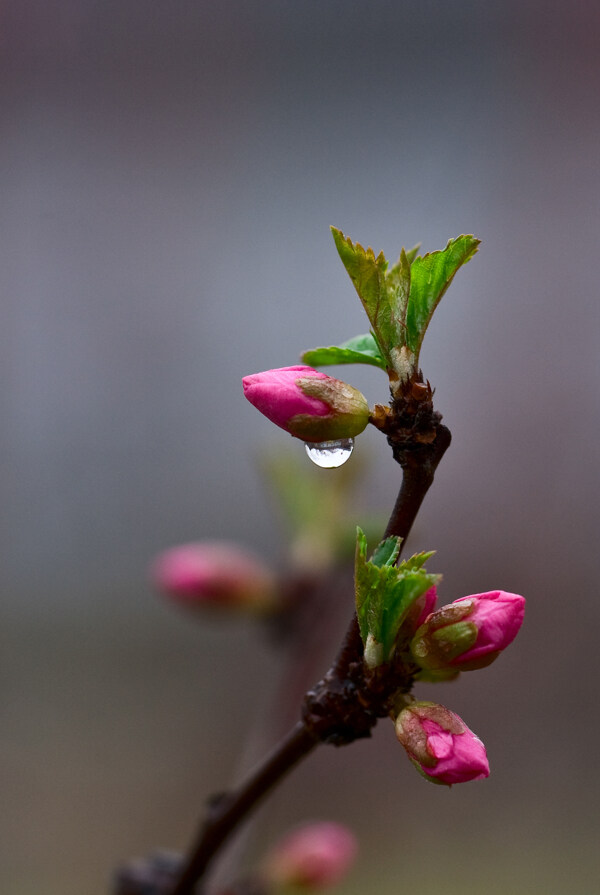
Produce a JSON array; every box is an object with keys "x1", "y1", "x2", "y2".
[
  {"x1": 410, "y1": 590, "x2": 525, "y2": 671},
  {"x1": 242, "y1": 366, "x2": 370, "y2": 442},
  {"x1": 395, "y1": 701, "x2": 489, "y2": 786},
  {"x1": 150, "y1": 541, "x2": 277, "y2": 613},
  {"x1": 264, "y1": 822, "x2": 358, "y2": 889}
]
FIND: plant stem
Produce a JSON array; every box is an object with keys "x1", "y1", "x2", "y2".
[
  {"x1": 321, "y1": 421, "x2": 452, "y2": 718},
  {"x1": 170, "y1": 723, "x2": 318, "y2": 895},
  {"x1": 169, "y1": 419, "x2": 451, "y2": 895},
  {"x1": 384, "y1": 423, "x2": 451, "y2": 542}
]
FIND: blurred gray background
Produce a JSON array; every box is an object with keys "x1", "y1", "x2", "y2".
[{"x1": 1, "y1": 2, "x2": 598, "y2": 893}]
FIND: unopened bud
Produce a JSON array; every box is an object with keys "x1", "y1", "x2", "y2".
[
  {"x1": 395, "y1": 701, "x2": 489, "y2": 786},
  {"x1": 264, "y1": 822, "x2": 357, "y2": 890},
  {"x1": 404, "y1": 584, "x2": 437, "y2": 633},
  {"x1": 151, "y1": 541, "x2": 277, "y2": 613},
  {"x1": 242, "y1": 366, "x2": 370, "y2": 442},
  {"x1": 410, "y1": 589, "x2": 525, "y2": 671}
]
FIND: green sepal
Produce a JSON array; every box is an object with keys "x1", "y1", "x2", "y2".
[
  {"x1": 288, "y1": 374, "x2": 370, "y2": 442},
  {"x1": 354, "y1": 528, "x2": 440, "y2": 667},
  {"x1": 413, "y1": 667, "x2": 461, "y2": 683},
  {"x1": 411, "y1": 616, "x2": 479, "y2": 670},
  {"x1": 409, "y1": 757, "x2": 451, "y2": 785},
  {"x1": 301, "y1": 333, "x2": 386, "y2": 371},
  {"x1": 431, "y1": 621, "x2": 478, "y2": 660}
]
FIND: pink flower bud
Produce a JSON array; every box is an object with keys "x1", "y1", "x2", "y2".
[
  {"x1": 395, "y1": 701, "x2": 489, "y2": 785},
  {"x1": 406, "y1": 584, "x2": 438, "y2": 632},
  {"x1": 264, "y1": 822, "x2": 358, "y2": 890},
  {"x1": 410, "y1": 589, "x2": 525, "y2": 671},
  {"x1": 242, "y1": 366, "x2": 370, "y2": 443},
  {"x1": 150, "y1": 541, "x2": 277, "y2": 613}
]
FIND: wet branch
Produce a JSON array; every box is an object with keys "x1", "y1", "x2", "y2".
[
  {"x1": 168, "y1": 396, "x2": 451, "y2": 895},
  {"x1": 169, "y1": 723, "x2": 317, "y2": 895}
]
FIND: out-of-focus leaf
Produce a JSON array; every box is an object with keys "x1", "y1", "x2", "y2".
[{"x1": 262, "y1": 449, "x2": 367, "y2": 571}]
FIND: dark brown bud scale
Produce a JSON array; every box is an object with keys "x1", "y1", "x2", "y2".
[{"x1": 411, "y1": 381, "x2": 430, "y2": 400}]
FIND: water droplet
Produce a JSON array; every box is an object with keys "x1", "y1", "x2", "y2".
[{"x1": 304, "y1": 438, "x2": 354, "y2": 468}]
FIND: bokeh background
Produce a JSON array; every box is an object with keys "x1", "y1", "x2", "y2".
[{"x1": 2, "y1": 2, "x2": 598, "y2": 893}]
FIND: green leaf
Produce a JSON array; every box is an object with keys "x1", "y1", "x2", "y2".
[
  {"x1": 331, "y1": 228, "x2": 399, "y2": 372},
  {"x1": 397, "y1": 551, "x2": 436, "y2": 572},
  {"x1": 404, "y1": 243, "x2": 421, "y2": 266},
  {"x1": 405, "y1": 235, "x2": 480, "y2": 362},
  {"x1": 376, "y1": 568, "x2": 437, "y2": 660},
  {"x1": 301, "y1": 332, "x2": 386, "y2": 371},
  {"x1": 355, "y1": 528, "x2": 382, "y2": 643},
  {"x1": 356, "y1": 526, "x2": 368, "y2": 561},
  {"x1": 371, "y1": 536, "x2": 402, "y2": 568},
  {"x1": 332, "y1": 227, "x2": 480, "y2": 384},
  {"x1": 354, "y1": 529, "x2": 440, "y2": 666}
]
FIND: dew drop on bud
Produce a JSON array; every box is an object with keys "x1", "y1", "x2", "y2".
[{"x1": 304, "y1": 438, "x2": 354, "y2": 468}]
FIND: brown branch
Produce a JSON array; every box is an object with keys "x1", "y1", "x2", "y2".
[
  {"x1": 167, "y1": 394, "x2": 451, "y2": 895},
  {"x1": 170, "y1": 723, "x2": 318, "y2": 895},
  {"x1": 301, "y1": 415, "x2": 452, "y2": 744},
  {"x1": 383, "y1": 423, "x2": 452, "y2": 541}
]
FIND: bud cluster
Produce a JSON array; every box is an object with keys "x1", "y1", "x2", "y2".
[
  {"x1": 119, "y1": 228, "x2": 519, "y2": 895},
  {"x1": 391, "y1": 588, "x2": 525, "y2": 785}
]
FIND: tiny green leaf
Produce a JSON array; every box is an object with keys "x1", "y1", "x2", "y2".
[
  {"x1": 356, "y1": 526, "x2": 368, "y2": 561},
  {"x1": 354, "y1": 529, "x2": 440, "y2": 666},
  {"x1": 301, "y1": 332, "x2": 386, "y2": 371},
  {"x1": 404, "y1": 243, "x2": 421, "y2": 266},
  {"x1": 397, "y1": 551, "x2": 436, "y2": 572},
  {"x1": 371, "y1": 536, "x2": 402, "y2": 568},
  {"x1": 355, "y1": 527, "x2": 382, "y2": 643}
]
